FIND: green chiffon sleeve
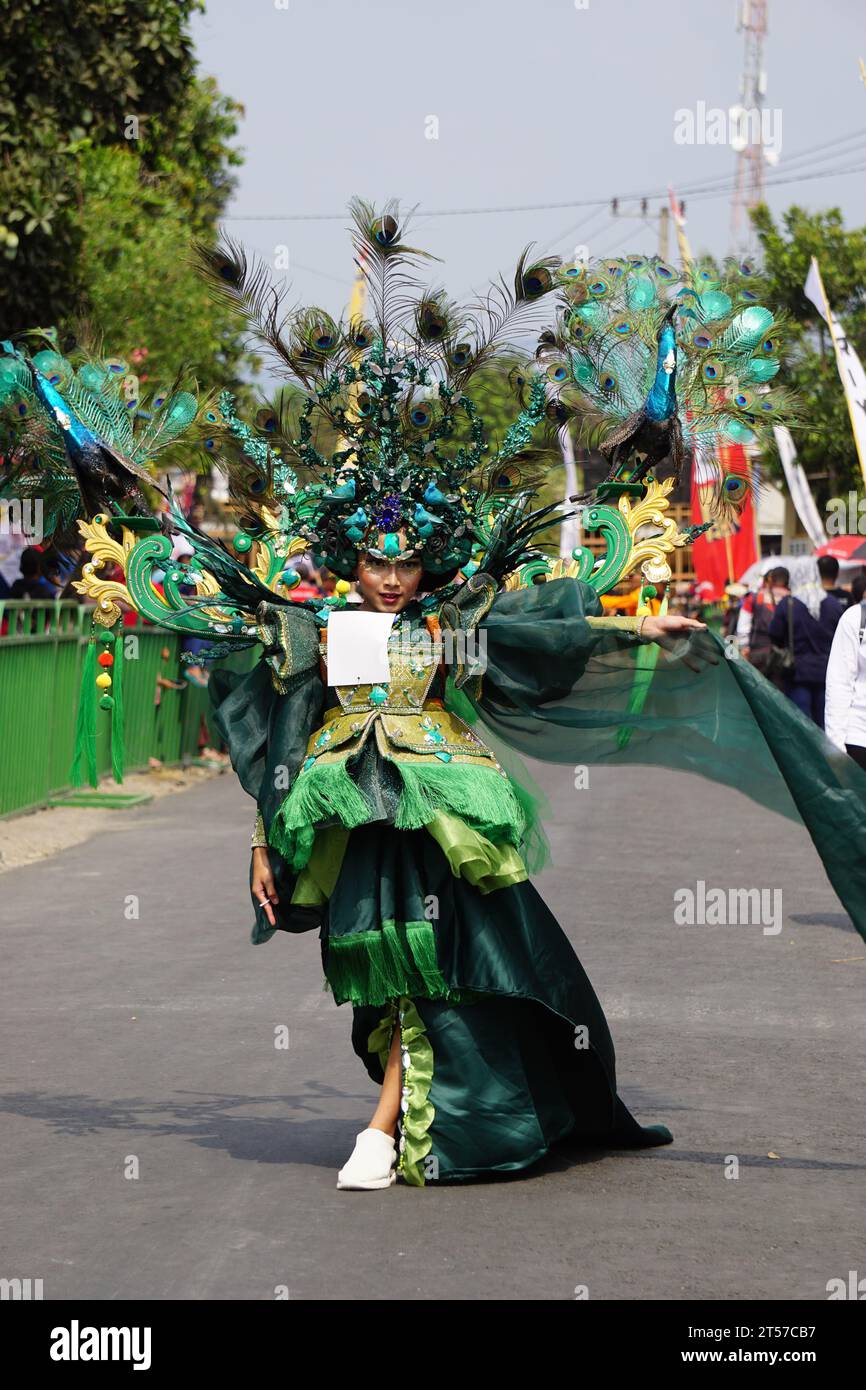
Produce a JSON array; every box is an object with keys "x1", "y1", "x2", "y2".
[
  {"x1": 208, "y1": 606, "x2": 326, "y2": 943},
  {"x1": 457, "y1": 576, "x2": 866, "y2": 942}
]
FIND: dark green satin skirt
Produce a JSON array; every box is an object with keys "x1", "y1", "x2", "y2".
[{"x1": 321, "y1": 824, "x2": 671, "y2": 1185}]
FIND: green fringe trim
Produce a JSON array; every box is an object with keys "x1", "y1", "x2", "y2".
[
  {"x1": 327, "y1": 918, "x2": 468, "y2": 1009},
  {"x1": 269, "y1": 760, "x2": 373, "y2": 871},
  {"x1": 393, "y1": 760, "x2": 526, "y2": 845},
  {"x1": 444, "y1": 674, "x2": 553, "y2": 875},
  {"x1": 70, "y1": 639, "x2": 98, "y2": 789},
  {"x1": 396, "y1": 996, "x2": 435, "y2": 1187}
]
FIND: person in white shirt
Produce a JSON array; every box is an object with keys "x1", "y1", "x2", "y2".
[{"x1": 825, "y1": 573, "x2": 866, "y2": 770}]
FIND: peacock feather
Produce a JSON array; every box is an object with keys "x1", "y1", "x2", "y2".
[
  {"x1": 540, "y1": 254, "x2": 798, "y2": 518},
  {"x1": 0, "y1": 334, "x2": 221, "y2": 535}
]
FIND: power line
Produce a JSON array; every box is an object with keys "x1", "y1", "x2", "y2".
[{"x1": 222, "y1": 127, "x2": 866, "y2": 223}]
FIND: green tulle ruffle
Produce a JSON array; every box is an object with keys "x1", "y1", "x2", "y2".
[
  {"x1": 423, "y1": 810, "x2": 527, "y2": 893},
  {"x1": 366, "y1": 997, "x2": 435, "y2": 1187}
]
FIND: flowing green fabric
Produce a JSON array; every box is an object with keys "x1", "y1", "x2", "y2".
[
  {"x1": 467, "y1": 577, "x2": 866, "y2": 943},
  {"x1": 211, "y1": 579, "x2": 866, "y2": 944}
]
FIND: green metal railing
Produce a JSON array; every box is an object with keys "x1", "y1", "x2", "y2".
[{"x1": 0, "y1": 601, "x2": 251, "y2": 818}]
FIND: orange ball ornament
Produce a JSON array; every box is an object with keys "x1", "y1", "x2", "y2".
[{"x1": 97, "y1": 650, "x2": 114, "y2": 668}]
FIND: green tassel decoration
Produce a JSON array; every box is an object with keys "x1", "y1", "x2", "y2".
[
  {"x1": 111, "y1": 627, "x2": 125, "y2": 783},
  {"x1": 269, "y1": 760, "x2": 373, "y2": 871},
  {"x1": 326, "y1": 919, "x2": 462, "y2": 1008},
  {"x1": 70, "y1": 637, "x2": 98, "y2": 788},
  {"x1": 393, "y1": 760, "x2": 526, "y2": 844}
]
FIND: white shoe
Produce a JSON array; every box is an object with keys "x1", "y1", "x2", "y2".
[{"x1": 336, "y1": 1128, "x2": 397, "y2": 1190}]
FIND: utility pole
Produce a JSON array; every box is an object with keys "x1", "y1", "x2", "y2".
[
  {"x1": 658, "y1": 204, "x2": 670, "y2": 261},
  {"x1": 668, "y1": 187, "x2": 693, "y2": 270},
  {"x1": 607, "y1": 198, "x2": 671, "y2": 259}
]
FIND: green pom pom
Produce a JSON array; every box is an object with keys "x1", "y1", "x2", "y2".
[{"x1": 99, "y1": 694, "x2": 115, "y2": 711}]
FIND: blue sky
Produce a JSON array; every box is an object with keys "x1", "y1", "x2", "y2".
[{"x1": 191, "y1": 0, "x2": 866, "y2": 318}]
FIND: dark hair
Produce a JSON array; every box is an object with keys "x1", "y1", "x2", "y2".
[
  {"x1": 769, "y1": 566, "x2": 790, "y2": 587},
  {"x1": 817, "y1": 555, "x2": 840, "y2": 582},
  {"x1": 19, "y1": 546, "x2": 42, "y2": 577},
  {"x1": 852, "y1": 572, "x2": 866, "y2": 605}
]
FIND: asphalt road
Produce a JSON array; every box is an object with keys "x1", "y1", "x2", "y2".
[{"x1": 1, "y1": 763, "x2": 862, "y2": 1301}]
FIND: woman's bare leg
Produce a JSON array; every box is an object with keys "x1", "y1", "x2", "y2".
[{"x1": 368, "y1": 1021, "x2": 401, "y2": 1136}]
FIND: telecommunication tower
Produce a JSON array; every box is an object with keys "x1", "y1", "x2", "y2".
[{"x1": 730, "y1": 0, "x2": 771, "y2": 249}]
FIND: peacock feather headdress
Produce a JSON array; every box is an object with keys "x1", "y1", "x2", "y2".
[{"x1": 193, "y1": 197, "x2": 569, "y2": 588}]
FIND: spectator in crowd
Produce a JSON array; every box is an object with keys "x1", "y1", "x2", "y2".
[
  {"x1": 824, "y1": 572, "x2": 866, "y2": 771},
  {"x1": 188, "y1": 496, "x2": 207, "y2": 532},
  {"x1": 817, "y1": 555, "x2": 853, "y2": 608},
  {"x1": 767, "y1": 566, "x2": 836, "y2": 728},
  {"x1": 737, "y1": 571, "x2": 785, "y2": 683},
  {"x1": 8, "y1": 546, "x2": 58, "y2": 599},
  {"x1": 721, "y1": 580, "x2": 741, "y2": 639}
]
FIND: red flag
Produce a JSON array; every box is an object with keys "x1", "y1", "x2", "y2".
[{"x1": 690, "y1": 442, "x2": 758, "y2": 602}]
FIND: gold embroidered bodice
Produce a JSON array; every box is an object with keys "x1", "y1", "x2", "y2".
[{"x1": 302, "y1": 612, "x2": 503, "y2": 773}]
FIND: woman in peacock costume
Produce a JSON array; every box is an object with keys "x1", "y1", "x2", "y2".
[{"x1": 2, "y1": 201, "x2": 866, "y2": 1190}]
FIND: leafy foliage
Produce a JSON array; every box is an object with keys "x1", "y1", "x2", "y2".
[
  {"x1": 0, "y1": 0, "x2": 252, "y2": 390},
  {"x1": 751, "y1": 204, "x2": 866, "y2": 503}
]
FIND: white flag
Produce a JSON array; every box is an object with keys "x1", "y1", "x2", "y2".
[
  {"x1": 773, "y1": 425, "x2": 828, "y2": 549},
  {"x1": 803, "y1": 257, "x2": 866, "y2": 489}
]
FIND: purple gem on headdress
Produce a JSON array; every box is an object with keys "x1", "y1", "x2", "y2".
[{"x1": 370, "y1": 492, "x2": 403, "y2": 531}]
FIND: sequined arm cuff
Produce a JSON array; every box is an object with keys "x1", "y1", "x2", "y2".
[
  {"x1": 251, "y1": 810, "x2": 268, "y2": 848},
  {"x1": 586, "y1": 614, "x2": 650, "y2": 640},
  {"x1": 256, "y1": 600, "x2": 321, "y2": 692}
]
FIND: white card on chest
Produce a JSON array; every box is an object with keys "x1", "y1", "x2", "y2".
[{"x1": 326, "y1": 610, "x2": 395, "y2": 686}]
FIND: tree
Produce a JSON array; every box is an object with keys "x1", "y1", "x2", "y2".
[
  {"x1": 0, "y1": 0, "x2": 251, "y2": 390},
  {"x1": 77, "y1": 144, "x2": 250, "y2": 391},
  {"x1": 751, "y1": 204, "x2": 866, "y2": 503}
]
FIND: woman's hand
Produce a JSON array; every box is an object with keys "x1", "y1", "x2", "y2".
[
  {"x1": 252, "y1": 846, "x2": 279, "y2": 927},
  {"x1": 640, "y1": 614, "x2": 720, "y2": 672}
]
